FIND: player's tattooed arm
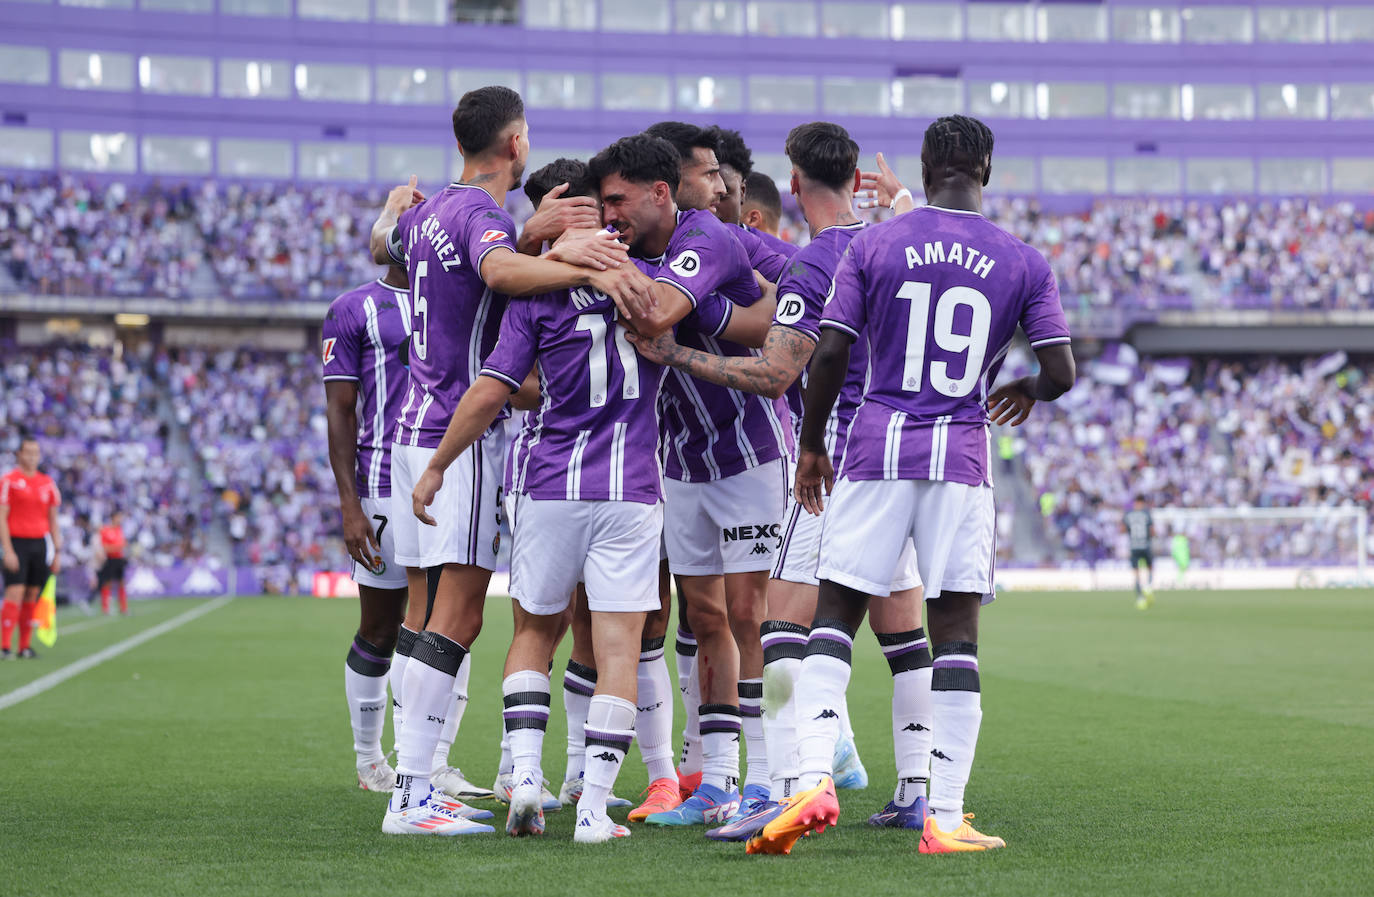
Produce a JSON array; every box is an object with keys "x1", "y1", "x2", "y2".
[
  {"x1": 369, "y1": 175, "x2": 425, "y2": 265},
  {"x1": 629, "y1": 324, "x2": 814, "y2": 399}
]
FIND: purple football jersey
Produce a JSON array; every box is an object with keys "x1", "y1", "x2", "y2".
[
  {"x1": 772, "y1": 222, "x2": 867, "y2": 462},
  {"x1": 321, "y1": 278, "x2": 412, "y2": 499},
  {"x1": 385, "y1": 184, "x2": 515, "y2": 449},
  {"x1": 746, "y1": 225, "x2": 800, "y2": 261},
  {"x1": 648, "y1": 209, "x2": 792, "y2": 482},
  {"x1": 481, "y1": 285, "x2": 669, "y2": 504},
  {"x1": 731, "y1": 223, "x2": 790, "y2": 283},
  {"x1": 821, "y1": 206, "x2": 1071, "y2": 486}
]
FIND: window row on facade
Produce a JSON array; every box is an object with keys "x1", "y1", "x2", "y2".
[
  {"x1": 10, "y1": 0, "x2": 1374, "y2": 44},
  {"x1": 5, "y1": 49, "x2": 1374, "y2": 122},
  {"x1": 2, "y1": 126, "x2": 1371, "y2": 196}
]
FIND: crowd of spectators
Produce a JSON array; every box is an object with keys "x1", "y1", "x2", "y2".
[
  {"x1": 0, "y1": 345, "x2": 203, "y2": 582},
  {"x1": 4, "y1": 176, "x2": 1372, "y2": 314},
  {"x1": 166, "y1": 348, "x2": 341, "y2": 590},
  {"x1": 1012, "y1": 350, "x2": 1373, "y2": 568}
]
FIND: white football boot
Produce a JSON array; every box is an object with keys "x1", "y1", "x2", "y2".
[
  {"x1": 572, "y1": 808, "x2": 631, "y2": 844},
  {"x1": 382, "y1": 799, "x2": 495, "y2": 835},
  {"x1": 357, "y1": 759, "x2": 396, "y2": 792},
  {"x1": 432, "y1": 765, "x2": 495, "y2": 801}
]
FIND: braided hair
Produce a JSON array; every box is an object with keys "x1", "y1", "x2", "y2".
[{"x1": 921, "y1": 115, "x2": 995, "y2": 184}]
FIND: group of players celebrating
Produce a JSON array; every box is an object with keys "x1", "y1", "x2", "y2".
[{"x1": 322, "y1": 84, "x2": 1076, "y2": 854}]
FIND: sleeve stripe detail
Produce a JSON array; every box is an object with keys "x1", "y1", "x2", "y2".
[
  {"x1": 1029, "y1": 336, "x2": 1072, "y2": 348},
  {"x1": 819, "y1": 319, "x2": 861, "y2": 340},
  {"x1": 475, "y1": 242, "x2": 514, "y2": 274},
  {"x1": 710, "y1": 302, "x2": 733, "y2": 338},
  {"x1": 479, "y1": 369, "x2": 523, "y2": 391},
  {"x1": 322, "y1": 375, "x2": 361, "y2": 382},
  {"x1": 653, "y1": 277, "x2": 698, "y2": 308}
]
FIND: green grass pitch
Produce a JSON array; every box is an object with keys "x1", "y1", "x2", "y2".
[{"x1": 2, "y1": 589, "x2": 1372, "y2": 896}]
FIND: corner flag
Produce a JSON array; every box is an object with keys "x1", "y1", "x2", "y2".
[{"x1": 35, "y1": 574, "x2": 57, "y2": 647}]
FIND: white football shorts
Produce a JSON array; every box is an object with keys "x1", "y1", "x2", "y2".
[
  {"x1": 773, "y1": 497, "x2": 921, "y2": 592},
  {"x1": 349, "y1": 495, "x2": 409, "y2": 589},
  {"x1": 390, "y1": 438, "x2": 503, "y2": 571},
  {"x1": 816, "y1": 478, "x2": 995, "y2": 603},
  {"x1": 507, "y1": 496, "x2": 663, "y2": 616},
  {"x1": 663, "y1": 457, "x2": 789, "y2": 576}
]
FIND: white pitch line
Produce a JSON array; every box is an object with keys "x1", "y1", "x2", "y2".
[
  {"x1": 59, "y1": 615, "x2": 122, "y2": 636},
  {"x1": 0, "y1": 597, "x2": 234, "y2": 712}
]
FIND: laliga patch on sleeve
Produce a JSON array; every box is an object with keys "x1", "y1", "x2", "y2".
[
  {"x1": 480, "y1": 230, "x2": 509, "y2": 243},
  {"x1": 775, "y1": 293, "x2": 806, "y2": 325},
  {"x1": 322, "y1": 337, "x2": 337, "y2": 364},
  {"x1": 669, "y1": 249, "x2": 701, "y2": 278}
]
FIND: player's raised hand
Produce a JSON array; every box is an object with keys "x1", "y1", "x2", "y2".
[
  {"x1": 589, "y1": 263, "x2": 657, "y2": 323},
  {"x1": 341, "y1": 502, "x2": 382, "y2": 571},
  {"x1": 857, "y1": 152, "x2": 908, "y2": 210},
  {"x1": 385, "y1": 175, "x2": 425, "y2": 214},
  {"x1": 794, "y1": 447, "x2": 834, "y2": 516},
  {"x1": 546, "y1": 228, "x2": 628, "y2": 271},
  {"x1": 624, "y1": 327, "x2": 680, "y2": 365},
  {"x1": 412, "y1": 468, "x2": 444, "y2": 527},
  {"x1": 987, "y1": 380, "x2": 1037, "y2": 427},
  {"x1": 524, "y1": 183, "x2": 602, "y2": 245}
]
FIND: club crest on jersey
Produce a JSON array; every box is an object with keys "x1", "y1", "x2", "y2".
[
  {"x1": 669, "y1": 250, "x2": 701, "y2": 278},
  {"x1": 322, "y1": 337, "x2": 337, "y2": 364},
  {"x1": 775, "y1": 293, "x2": 806, "y2": 325},
  {"x1": 480, "y1": 229, "x2": 509, "y2": 244}
]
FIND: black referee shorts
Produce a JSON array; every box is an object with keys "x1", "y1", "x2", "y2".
[
  {"x1": 3, "y1": 537, "x2": 51, "y2": 589},
  {"x1": 1129, "y1": 548, "x2": 1152, "y2": 571},
  {"x1": 98, "y1": 557, "x2": 129, "y2": 586}
]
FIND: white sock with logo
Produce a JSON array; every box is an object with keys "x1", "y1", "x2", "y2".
[
  {"x1": 676, "y1": 627, "x2": 702, "y2": 776},
  {"x1": 578, "y1": 694, "x2": 636, "y2": 818},
  {"x1": 562, "y1": 660, "x2": 596, "y2": 783},
  {"x1": 636, "y1": 638, "x2": 676, "y2": 783},
  {"x1": 761, "y1": 621, "x2": 807, "y2": 802},
  {"x1": 794, "y1": 620, "x2": 855, "y2": 791},
  {"x1": 431, "y1": 654, "x2": 471, "y2": 773},
  {"x1": 927, "y1": 642, "x2": 982, "y2": 833},
  {"x1": 502, "y1": 670, "x2": 552, "y2": 787}
]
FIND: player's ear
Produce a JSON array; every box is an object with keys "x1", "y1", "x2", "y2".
[
  {"x1": 789, "y1": 170, "x2": 800, "y2": 197},
  {"x1": 851, "y1": 168, "x2": 861, "y2": 194}
]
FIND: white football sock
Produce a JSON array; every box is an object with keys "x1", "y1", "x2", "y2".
[
  {"x1": 344, "y1": 635, "x2": 391, "y2": 766},
  {"x1": 927, "y1": 643, "x2": 982, "y2": 833},
  {"x1": 578, "y1": 694, "x2": 636, "y2": 817},
  {"x1": 392, "y1": 631, "x2": 466, "y2": 809},
  {"x1": 389, "y1": 625, "x2": 418, "y2": 753},
  {"x1": 499, "y1": 735, "x2": 514, "y2": 776},
  {"x1": 431, "y1": 653, "x2": 471, "y2": 772},
  {"x1": 675, "y1": 627, "x2": 702, "y2": 776},
  {"x1": 877, "y1": 628, "x2": 934, "y2": 795},
  {"x1": 738, "y1": 678, "x2": 769, "y2": 792},
  {"x1": 794, "y1": 621, "x2": 855, "y2": 790},
  {"x1": 503, "y1": 670, "x2": 551, "y2": 783},
  {"x1": 760, "y1": 620, "x2": 807, "y2": 802},
  {"x1": 699, "y1": 704, "x2": 741, "y2": 792},
  {"x1": 635, "y1": 639, "x2": 676, "y2": 783},
  {"x1": 562, "y1": 660, "x2": 596, "y2": 782}
]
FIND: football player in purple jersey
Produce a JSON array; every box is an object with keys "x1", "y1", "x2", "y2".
[
  {"x1": 630, "y1": 122, "x2": 932, "y2": 840},
  {"x1": 739, "y1": 170, "x2": 799, "y2": 260},
  {"x1": 754, "y1": 115, "x2": 1076, "y2": 856},
  {"x1": 365, "y1": 86, "x2": 658, "y2": 836}
]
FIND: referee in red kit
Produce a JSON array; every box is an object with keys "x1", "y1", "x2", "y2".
[{"x1": 1, "y1": 436, "x2": 63, "y2": 659}]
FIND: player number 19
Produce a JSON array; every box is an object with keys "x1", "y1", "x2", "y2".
[{"x1": 897, "y1": 280, "x2": 991, "y2": 398}]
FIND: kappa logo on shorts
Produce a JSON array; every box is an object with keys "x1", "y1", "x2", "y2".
[
  {"x1": 722, "y1": 524, "x2": 781, "y2": 543},
  {"x1": 749, "y1": 543, "x2": 770, "y2": 555}
]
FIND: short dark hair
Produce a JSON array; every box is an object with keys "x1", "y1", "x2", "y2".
[
  {"x1": 643, "y1": 121, "x2": 718, "y2": 164},
  {"x1": 784, "y1": 121, "x2": 860, "y2": 190},
  {"x1": 708, "y1": 126, "x2": 752, "y2": 178},
  {"x1": 921, "y1": 115, "x2": 995, "y2": 184},
  {"x1": 588, "y1": 134, "x2": 681, "y2": 192},
  {"x1": 523, "y1": 158, "x2": 592, "y2": 209},
  {"x1": 742, "y1": 171, "x2": 781, "y2": 218},
  {"x1": 451, "y1": 85, "x2": 525, "y2": 157}
]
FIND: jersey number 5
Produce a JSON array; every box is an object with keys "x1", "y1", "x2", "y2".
[
  {"x1": 411, "y1": 260, "x2": 429, "y2": 362},
  {"x1": 575, "y1": 314, "x2": 639, "y2": 408},
  {"x1": 898, "y1": 281, "x2": 991, "y2": 398}
]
